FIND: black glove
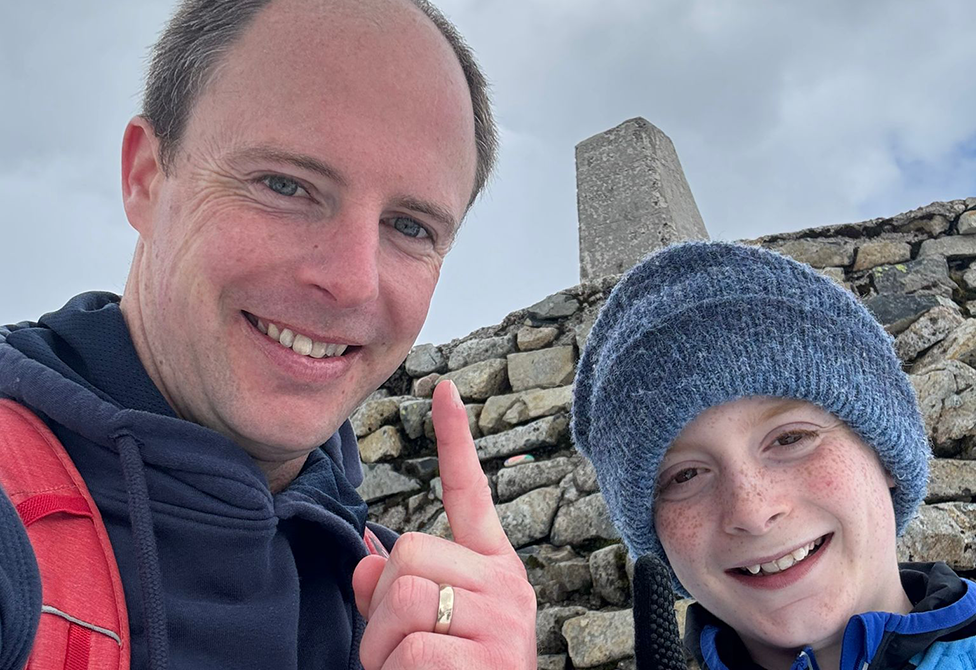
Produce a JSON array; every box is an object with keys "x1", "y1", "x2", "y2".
[{"x1": 633, "y1": 554, "x2": 686, "y2": 670}]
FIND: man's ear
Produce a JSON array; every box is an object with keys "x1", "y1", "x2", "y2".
[{"x1": 121, "y1": 116, "x2": 163, "y2": 238}]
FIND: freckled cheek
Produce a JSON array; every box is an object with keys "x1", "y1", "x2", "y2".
[{"x1": 656, "y1": 505, "x2": 708, "y2": 565}]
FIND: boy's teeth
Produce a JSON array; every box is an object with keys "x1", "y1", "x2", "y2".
[
  {"x1": 258, "y1": 319, "x2": 348, "y2": 359},
  {"x1": 744, "y1": 536, "x2": 824, "y2": 576}
]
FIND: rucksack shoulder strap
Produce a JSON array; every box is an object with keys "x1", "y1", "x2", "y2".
[{"x1": 0, "y1": 399, "x2": 130, "y2": 670}]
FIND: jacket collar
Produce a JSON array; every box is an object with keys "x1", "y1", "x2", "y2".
[{"x1": 686, "y1": 562, "x2": 976, "y2": 670}]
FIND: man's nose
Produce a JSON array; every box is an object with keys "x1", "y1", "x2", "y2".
[
  {"x1": 720, "y1": 467, "x2": 790, "y2": 536},
  {"x1": 300, "y1": 211, "x2": 382, "y2": 309}
]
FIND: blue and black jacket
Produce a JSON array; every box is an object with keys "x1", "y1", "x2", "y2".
[
  {"x1": 0, "y1": 292, "x2": 396, "y2": 670},
  {"x1": 685, "y1": 561, "x2": 976, "y2": 669}
]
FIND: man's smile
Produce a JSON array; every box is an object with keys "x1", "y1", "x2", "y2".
[{"x1": 242, "y1": 311, "x2": 360, "y2": 359}]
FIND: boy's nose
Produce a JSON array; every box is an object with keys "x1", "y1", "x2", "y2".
[{"x1": 720, "y1": 470, "x2": 791, "y2": 536}]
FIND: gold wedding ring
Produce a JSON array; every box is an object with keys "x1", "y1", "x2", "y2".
[{"x1": 433, "y1": 583, "x2": 455, "y2": 634}]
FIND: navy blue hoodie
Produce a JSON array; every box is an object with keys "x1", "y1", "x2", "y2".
[{"x1": 0, "y1": 292, "x2": 395, "y2": 669}]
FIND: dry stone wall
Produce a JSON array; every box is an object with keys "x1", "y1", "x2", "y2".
[{"x1": 356, "y1": 197, "x2": 976, "y2": 670}]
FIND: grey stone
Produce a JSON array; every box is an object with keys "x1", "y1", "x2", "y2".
[
  {"x1": 497, "y1": 457, "x2": 576, "y2": 502},
  {"x1": 959, "y1": 210, "x2": 976, "y2": 236},
  {"x1": 550, "y1": 558, "x2": 592, "y2": 593},
  {"x1": 962, "y1": 265, "x2": 976, "y2": 291},
  {"x1": 399, "y1": 399, "x2": 432, "y2": 439},
  {"x1": 503, "y1": 385, "x2": 574, "y2": 425},
  {"x1": 424, "y1": 403, "x2": 483, "y2": 441},
  {"x1": 576, "y1": 312, "x2": 599, "y2": 349},
  {"x1": 616, "y1": 659, "x2": 638, "y2": 670},
  {"x1": 536, "y1": 606, "x2": 587, "y2": 654},
  {"x1": 562, "y1": 609, "x2": 635, "y2": 668},
  {"x1": 853, "y1": 240, "x2": 912, "y2": 271},
  {"x1": 404, "y1": 343, "x2": 447, "y2": 377},
  {"x1": 496, "y1": 486, "x2": 562, "y2": 548},
  {"x1": 911, "y1": 360, "x2": 976, "y2": 448},
  {"x1": 411, "y1": 373, "x2": 440, "y2": 398},
  {"x1": 357, "y1": 464, "x2": 421, "y2": 503},
  {"x1": 897, "y1": 503, "x2": 976, "y2": 570},
  {"x1": 447, "y1": 334, "x2": 517, "y2": 370},
  {"x1": 898, "y1": 214, "x2": 950, "y2": 236},
  {"x1": 364, "y1": 389, "x2": 391, "y2": 402},
  {"x1": 359, "y1": 425, "x2": 404, "y2": 463},
  {"x1": 915, "y1": 319, "x2": 976, "y2": 371},
  {"x1": 769, "y1": 239, "x2": 856, "y2": 268},
  {"x1": 818, "y1": 267, "x2": 847, "y2": 286},
  {"x1": 873, "y1": 256, "x2": 955, "y2": 299},
  {"x1": 403, "y1": 456, "x2": 439, "y2": 479},
  {"x1": 577, "y1": 118, "x2": 707, "y2": 281},
  {"x1": 552, "y1": 492, "x2": 621, "y2": 546},
  {"x1": 537, "y1": 654, "x2": 568, "y2": 670},
  {"x1": 863, "y1": 294, "x2": 942, "y2": 334},
  {"x1": 894, "y1": 306, "x2": 964, "y2": 361},
  {"x1": 351, "y1": 397, "x2": 403, "y2": 437},
  {"x1": 424, "y1": 510, "x2": 453, "y2": 541},
  {"x1": 439, "y1": 359, "x2": 509, "y2": 401},
  {"x1": 528, "y1": 293, "x2": 581, "y2": 321},
  {"x1": 430, "y1": 476, "x2": 443, "y2": 500},
  {"x1": 926, "y1": 459, "x2": 976, "y2": 503},
  {"x1": 508, "y1": 347, "x2": 576, "y2": 392},
  {"x1": 919, "y1": 236, "x2": 976, "y2": 260},
  {"x1": 518, "y1": 326, "x2": 559, "y2": 351},
  {"x1": 573, "y1": 458, "x2": 600, "y2": 494},
  {"x1": 475, "y1": 415, "x2": 570, "y2": 461},
  {"x1": 478, "y1": 392, "x2": 523, "y2": 435},
  {"x1": 590, "y1": 544, "x2": 630, "y2": 605}
]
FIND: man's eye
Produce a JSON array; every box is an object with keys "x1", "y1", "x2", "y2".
[
  {"x1": 391, "y1": 216, "x2": 430, "y2": 239},
  {"x1": 260, "y1": 175, "x2": 306, "y2": 197}
]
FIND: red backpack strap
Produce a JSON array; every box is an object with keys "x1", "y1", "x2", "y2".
[{"x1": 0, "y1": 399, "x2": 130, "y2": 670}]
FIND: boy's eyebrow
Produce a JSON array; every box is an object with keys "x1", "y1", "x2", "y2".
[{"x1": 758, "y1": 398, "x2": 810, "y2": 423}]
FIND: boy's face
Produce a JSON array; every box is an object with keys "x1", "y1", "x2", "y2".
[{"x1": 655, "y1": 396, "x2": 909, "y2": 663}]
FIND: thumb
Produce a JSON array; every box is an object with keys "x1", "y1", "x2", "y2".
[
  {"x1": 352, "y1": 554, "x2": 387, "y2": 619},
  {"x1": 633, "y1": 554, "x2": 686, "y2": 670}
]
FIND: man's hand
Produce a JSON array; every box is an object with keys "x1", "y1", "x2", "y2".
[{"x1": 352, "y1": 380, "x2": 538, "y2": 669}]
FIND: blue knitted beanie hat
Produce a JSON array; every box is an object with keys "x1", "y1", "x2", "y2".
[{"x1": 572, "y1": 241, "x2": 930, "y2": 587}]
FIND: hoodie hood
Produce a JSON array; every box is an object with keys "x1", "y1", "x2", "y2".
[{"x1": 1, "y1": 292, "x2": 374, "y2": 670}]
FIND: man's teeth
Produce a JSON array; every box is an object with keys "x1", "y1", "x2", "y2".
[
  {"x1": 743, "y1": 536, "x2": 824, "y2": 576},
  {"x1": 257, "y1": 319, "x2": 348, "y2": 358}
]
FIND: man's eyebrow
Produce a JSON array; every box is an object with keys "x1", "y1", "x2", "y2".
[
  {"x1": 229, "y1": 147, "x2": 348, "y2": 186},
  {"x1": 394, "y1": 195, "x2": 460, "y2": 234}
]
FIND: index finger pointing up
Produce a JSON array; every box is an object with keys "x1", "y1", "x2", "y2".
[{"x1": 431, "y1": 380, "x2": 512, "y2": 557}]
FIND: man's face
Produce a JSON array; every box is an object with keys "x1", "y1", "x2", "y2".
[
  {"x1": 125, "y1": 0, "x2": 477, "y2": 468},
  {"x1": 654, "y1": 397, "x2": 907, "y2": 665}
]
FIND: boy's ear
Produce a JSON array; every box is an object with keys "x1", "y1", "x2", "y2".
[
  {"x1": 121, "y1": 116, "x2": 163, "y2": 239},
  {"x1": 885, "y1": 471, "x2": 896, "y2": 489}
]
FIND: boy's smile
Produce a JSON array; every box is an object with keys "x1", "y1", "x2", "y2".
[{"x1": 655, "y1": 396, "x2": 913, "y2": 669}]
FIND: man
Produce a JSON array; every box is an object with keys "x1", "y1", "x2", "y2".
[{"x1": 0, "y1": 0, "x2": 537, "y2": 668}]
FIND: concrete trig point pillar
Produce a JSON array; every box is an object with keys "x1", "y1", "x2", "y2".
[{"x1": 576, "y1": 117, "x2": 709, "y2": 281}]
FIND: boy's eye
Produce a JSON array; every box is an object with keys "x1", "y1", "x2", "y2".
[
  {"x1": 673, "y1": 468, "x2": 699, "y2": 484},
  {"x1": 772, "y1": 429, "x2": 817, "y2": 449},
  {"x1": 390, "y1": 216, "x2": 430, "y2": 239},
  {"x1": 260, "y1": 175, "x2": 308, "y2": 198}
]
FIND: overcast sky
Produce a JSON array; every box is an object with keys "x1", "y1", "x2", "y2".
[{"x1": 3, "y1": 0, "x2": 975, "y2": 345}]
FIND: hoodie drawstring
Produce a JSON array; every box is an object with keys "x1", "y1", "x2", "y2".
[{"x1": 115, "y1": 431, "x2": 170, "y2": 670}]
